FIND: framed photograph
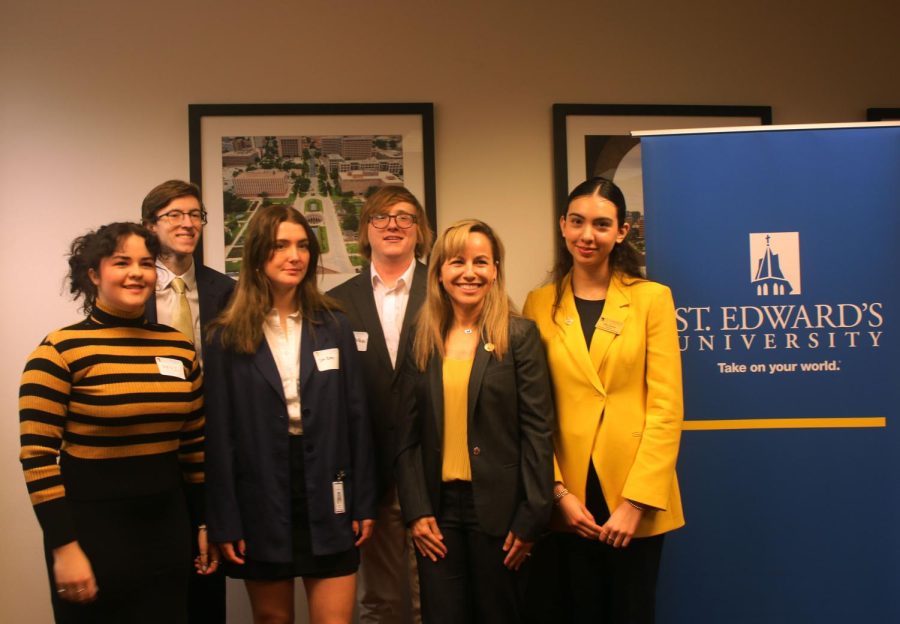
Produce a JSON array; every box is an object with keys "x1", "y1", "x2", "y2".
[
  {"x1": 188, "y1": 103, "x2": 436, "y2": 289},
  {"x1": 552, "y1": 104, "x2": 772, "y2": 265},
  {"x1": 867, "y1": 108, "x2": 900, "y2": 121}
]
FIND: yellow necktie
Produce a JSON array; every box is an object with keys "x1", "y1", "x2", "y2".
[{"x1": 170, "y1": 277, "x2": 195, "y2": 343}]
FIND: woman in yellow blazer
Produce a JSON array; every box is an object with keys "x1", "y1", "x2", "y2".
[{"x1": 523, "y1": 176, "x2": 684, "y2": 623}]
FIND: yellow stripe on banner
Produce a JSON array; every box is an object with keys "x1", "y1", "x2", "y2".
[{"x1": 683, "y1": 417, "x2": 886, "y2": 431}]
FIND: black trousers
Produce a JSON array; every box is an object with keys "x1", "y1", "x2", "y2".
[
  {"x1": 558, "y1": 531, "x2": 664, "y2": 624},
  {"x1": 416, "y1": 481, "x2": 528, "y2": 624},
  {"x1": 557, "y1": 463, "x2": 665, "y2": 624},
  {"x1": 186, "y1": 553, "x2": 226, "y2": 624}
]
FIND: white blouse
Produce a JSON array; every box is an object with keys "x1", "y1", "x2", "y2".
[{"x1": 263, "y1": 308, "x2": 303, "y2": 435}]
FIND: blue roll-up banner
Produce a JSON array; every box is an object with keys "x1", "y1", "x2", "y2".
[{"x1": 641, "y1": 124, "x2": 899, "y2": 623}]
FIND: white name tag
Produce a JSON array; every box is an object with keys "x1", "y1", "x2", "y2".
[
  {"x1": 156, "y1": 357, "x2": 186, "y2": 379},
  {"x1": 313, "y1": 348, "x2": 340, "y2": 371},
  {"x1": 353, "y1": 331, "x2": 369, "y2": 352},
  {"x1": 332, "y1": 481, "x2": 346, "y2": 514}
]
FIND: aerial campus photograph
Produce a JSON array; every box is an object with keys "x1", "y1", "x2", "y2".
[{"x1": 219, "y1": 134, "x2": 405, "y2": 285}]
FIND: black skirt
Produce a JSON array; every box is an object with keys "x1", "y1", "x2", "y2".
[
  {"x1": 224, "y1": 434, "x2": 359, "y2": 581},
  {"x1": 44, "y1": 488, "x2": 191, "y2": 624}
]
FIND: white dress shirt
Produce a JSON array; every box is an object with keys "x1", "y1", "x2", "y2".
[
  {"x1": 371, "y1": 260, "x2": 417, "y2": 368},
  {"x1": 155, "y1": 260, "x2": 204, "y2": 360},
  {"x1": 263, "y1": 308, "x2": 304, "y2": 435}
]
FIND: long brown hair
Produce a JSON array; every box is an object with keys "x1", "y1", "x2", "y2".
[
  {"x1": 551, "y1": 177, "x2": 644, "y2": 314},
  {"x1": 211, "y1": 205, "x2": 338, "y2": 353},
  {"x1": 413, "y1": 219, "x2": 514, "y2": 370}
]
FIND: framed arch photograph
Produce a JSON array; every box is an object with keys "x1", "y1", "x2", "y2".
[
  {"x1": 867, "y1": 108, "x2": 900, "y2": 121},
  {"x1": 552, "y1": 104, "x2": 773, "y2": 268}
]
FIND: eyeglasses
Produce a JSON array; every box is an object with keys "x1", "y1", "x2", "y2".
[
  {"x1": 154, "y1": 209, "x2": 208, "y2": 225},
  {"x1": 369, "y1": 212, "x2": 416, "y2": 229}
]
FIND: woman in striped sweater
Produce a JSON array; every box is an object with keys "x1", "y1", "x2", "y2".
[{"x1": 19, "y1": 222, "x2": 216, "y2": 623}]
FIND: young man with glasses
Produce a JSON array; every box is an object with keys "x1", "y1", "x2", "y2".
[
  {"x1": 141, "y1": 179, "x2": 234, "y2": 624},
  {"x1": 328, "y1": 186, "x2": 433, "y2": 624}
]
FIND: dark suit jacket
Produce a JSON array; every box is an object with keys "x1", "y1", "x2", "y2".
[
  {"x1": 395, "y1": 316, "x2": 555, "y2": 541},
  {"x1": 144, "y1": 263, "x2": 233, "y2": 521},
  {"x1": 145, "y1": 264, "x2": 235, "y2": 331},
  {"x1": 327, "y1": 262, "x2": 427, "y2": 497},
  {"x1": 203, "y1": 310, "x2": 377, "y2": 561},
  {"x1": 145, "y1": 262, "x2": 233, "y2": 619}
]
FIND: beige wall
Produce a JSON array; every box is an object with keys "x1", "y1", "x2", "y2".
[{"x1": 2, "y1": 0, "x2": 898, "y2": 621}]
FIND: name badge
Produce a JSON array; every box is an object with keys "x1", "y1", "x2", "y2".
[
  {"x1": 597, "y1": 318, "x2": 624, "y2": 335},
  {"x1": 332, "y1": 481, "x2": 346, "y2": 514},
  {"x1": 353, "y1": 331, "x2": 369, "y2": 352},
  {"x1": 313, "y1": 348, "x2": 340, "y2": 371},
  {"x1": 156, "y1": 357, "x2": 186, "y2": 379}
]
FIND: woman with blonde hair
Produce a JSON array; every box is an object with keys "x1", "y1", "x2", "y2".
[
  {"x1": 395, "y1": 219, "x2": 554, "y2": 624},
  {"x1": 204, "y1": 205, "x2": 376, "y2": 623},
  {"x1": 523, "y1": 177, "x2": 685, "y2": 623}
]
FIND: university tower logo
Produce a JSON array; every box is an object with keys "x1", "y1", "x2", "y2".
[{"x1": 750, "y1": 232, "x2": 800, "y2": 296}]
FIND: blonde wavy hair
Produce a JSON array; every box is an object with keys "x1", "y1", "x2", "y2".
[
  {"x1": 412, "y1": 219, "x2": 515, "y2": 370},
  {"x1": 357, "y1": 185, "x2": 433, "y2": 261}
]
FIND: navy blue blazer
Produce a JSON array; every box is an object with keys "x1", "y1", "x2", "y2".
[{"x1": 204, "y1": 310, "x2": 377, "y2": 561}]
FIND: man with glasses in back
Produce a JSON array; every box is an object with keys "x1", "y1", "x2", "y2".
[
  {"x1": 329, "y1": 185, "x2": 433, "y2": 624},
  {"x1": 141, "y1": 179, "x2": 234, "y2": 624}
]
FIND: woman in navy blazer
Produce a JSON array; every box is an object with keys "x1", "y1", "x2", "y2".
[
  {"x1": 395, "y1": 219, "x2": 554, "y2": 624},
  {"x1": 204, "y1": 205, "x2": 376, "y2": 623}
]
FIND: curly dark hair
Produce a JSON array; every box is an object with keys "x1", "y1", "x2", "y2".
[{"x1": 67, "y1": 222, "x2": 161, "y2": 314}]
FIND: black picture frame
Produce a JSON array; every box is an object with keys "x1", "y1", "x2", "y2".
[
  {"x1": 552, "y1": 104, "x2": 771, "y2": 265},
  {"x1": 866, "y1": 108, "x2": 900, "y2": 121},
  {"x1": 188, "y1": 103, "x2": 436, "y2": 287}
]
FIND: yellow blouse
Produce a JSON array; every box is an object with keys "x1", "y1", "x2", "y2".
[{"x1": 441, "y1": 357, "x2": 473, "y2": 482}]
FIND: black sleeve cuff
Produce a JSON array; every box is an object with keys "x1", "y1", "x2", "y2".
[{"x1": 35, "y1": 497, "x2": 77, "y2": 550}]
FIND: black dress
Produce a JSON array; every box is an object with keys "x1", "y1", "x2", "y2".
[{"x1": 19, "y1": 305, "x2": 205, "y2": 623}]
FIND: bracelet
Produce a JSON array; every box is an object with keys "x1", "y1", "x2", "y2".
[
  {"x1": 626, "y1": 499, "x2": 646, "y2": 511},
  {"x1": 553, "y1": 488, "x2": 570, "y2": 504}
]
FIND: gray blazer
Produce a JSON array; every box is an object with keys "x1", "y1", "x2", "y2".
[{"x1": 395, "y1": 316, "x2": 555, "y2": 541}]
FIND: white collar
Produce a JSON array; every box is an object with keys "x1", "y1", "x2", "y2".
[
  {"x1": 371, "y1": 258, "x2": 416, "y2": 290},
  {"x1": 156, "y1": 259, "x2": 197, "y2": 292},
  {"x1": 265, "y1": 308, "x2": 302, "y2": 324}
]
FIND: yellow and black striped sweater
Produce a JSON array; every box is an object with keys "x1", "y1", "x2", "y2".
[{"x1": 19, "y1": 304, "x2": 205, "y2": 549}]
